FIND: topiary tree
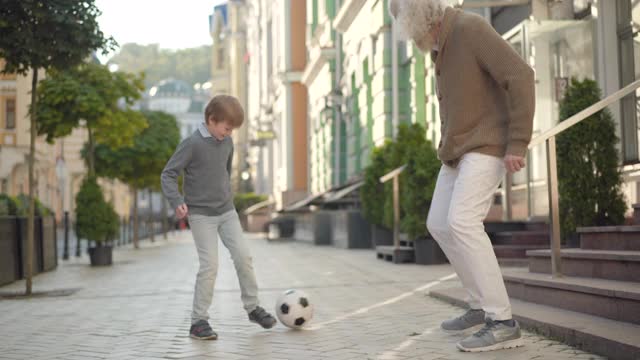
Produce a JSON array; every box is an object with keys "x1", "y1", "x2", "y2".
[
  {"x1": 401, "y1": 139, "x2": 440, "y2": 239},
  {"x1": 75, "y1": 177, "x2": 119, "y2": 245},
  {"x1": 557, "y1": 78, "x2": 626, "y2": 240},
  {"x1": 382, "y1": 123, "x2": 431, "y2": 230},
  {"x1": 361, "y1": 141, "x2": 392, "y2": 227}
]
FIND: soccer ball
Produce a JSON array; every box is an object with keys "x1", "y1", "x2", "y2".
[{"x1": 275, "y1": 289, "x2": 314, "y2": 329}]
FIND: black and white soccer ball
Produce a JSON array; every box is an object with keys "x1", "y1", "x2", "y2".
[{"x1": 275, "y1": 289, "x2": 314, "y2": 329}]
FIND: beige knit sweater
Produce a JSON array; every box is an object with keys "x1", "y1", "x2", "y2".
[{"x1": 430, "y1": 7, "x2": 535, "y2": 167}]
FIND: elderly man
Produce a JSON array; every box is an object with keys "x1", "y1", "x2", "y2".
[{"x1": 389, "y1": 0, "x2": 535, "y2": 353}]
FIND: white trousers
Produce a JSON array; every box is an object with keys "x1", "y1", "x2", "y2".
[
  {"x1": 189, "y1": 210, "x2": 259, "y2": 324},
  {"x1": 426, "y1": 152, "x2": 512, "y2": 320}
]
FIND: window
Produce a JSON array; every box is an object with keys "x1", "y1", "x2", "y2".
[{"x1": 5, "y1": 98, "x2": 15, "y2": 129}]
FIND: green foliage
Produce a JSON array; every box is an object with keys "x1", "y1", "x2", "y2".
[
  {"x1": 402, "y1": 139, "x2": 440, "y2": 239},
  {"x1": 381, "y1": 124, "x2": 434, "y2": 230},
  {"x1": 0, "y1": 0, "x2": 116, "y2": 75},
  {"x1": 361, "y1": 142, "x2": 391, "y2": 226},
  {"x1": 0, "y1": 194, "x2": 18, "y2": 216},
  {"x1": 35, "y1": 62, "x2": 147, "y2": 176},
  {"x1": 13, "y1": 194, "x2": 51, "y2": 217},
  {"x1": 107, "y1": 43, "x2": 211, "y2": 88},
  {"x1": 93, "y1": 111, "x2": 181, "y2": 189},
  {"x1": 361, "y1": 123, "x2": 440, "y2": 238},
  {"x1": 75, "y1": 177, "x2": 119, "y2": 243},
  {"x1": 35, "y1": 62, "x2": 146, "y2": 146},
  {"x1": 234, "y1": 193, "x2": 268, "y2": 213},
  {"x1": 557, "y1": 78, "x2": 626, "y2": 239}
]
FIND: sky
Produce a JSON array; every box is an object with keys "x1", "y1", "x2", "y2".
[{"x1": 95, "y1": 0, "x2": 226, "y2": 61}]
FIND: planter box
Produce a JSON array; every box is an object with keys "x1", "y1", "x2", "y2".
[
  {"x1": 294, "y1": 211, "x2": 332, "y2": 245},
  {"x1": 267, "y1": 215, "x2": 295, "y2": 240},
  {"x1": 246, "y1": 211, "x2": 270, "y2": 233},
  {"x1": 89, "y1": 245, "x2": 113, "y2": 266},
  {"x1": 41, "y1": 216, "x2": 57, "y2": 272},
  {"x1": 371, "y1": 224, "x2": 393, "y2": 247},
  {"x1": 331, "y1": 210, "x2": 372, "y2": 249},
  {"x1": 17, "y1": 217, "x2": 43, "y2": 277},
  {"x1": 414, "y1": 235, "x2": 448, "y2": 265},
  {"x1": 0, "y1": 217, "x2": 20, "y2": 286}
]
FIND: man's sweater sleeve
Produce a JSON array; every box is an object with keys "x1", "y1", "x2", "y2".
[
  {"x1": 467, "y1": 17, "x2": 536, "y2": 157},
  {"x1": 161, "y1": 137, "x2": 192, "y2": 210}
]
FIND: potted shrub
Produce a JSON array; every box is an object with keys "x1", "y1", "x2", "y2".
[
  {"x1": 361, "y1": 142, "x2": 394, "y2": 246},
  {"x1": 402, "y1": 137, "x2": 447, "y2": 265},
  {"x1": 557, "y1": 78, "x2": 626, "y2": 243},
  {"x1": 234, "y1": 192, "x2": 268, "y2": 230},
  {"x1": 75, "y1": 177, "x2": 119, "y2": 266}
]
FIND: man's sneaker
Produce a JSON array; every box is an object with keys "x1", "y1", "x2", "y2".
[
  {"x1": 441, "y1": 309, "x2": 485, "y2": 334},
  {"x1": 248, "y1": 306, "x2": 277, "y2": 329},
  {"x1": 457, "y1": 319, "x2": 523, "y2": 352},
  {"x1": 189, "y1": 320, "x2": 218, "y2": 340}
]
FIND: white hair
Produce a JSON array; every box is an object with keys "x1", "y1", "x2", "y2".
[{"x1": 388, "y1": 0, "x2": 448, "y2": 42}]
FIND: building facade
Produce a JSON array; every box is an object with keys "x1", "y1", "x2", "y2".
[{"x1": 246, "y1": 0, "x2": 309, "y2": 209}]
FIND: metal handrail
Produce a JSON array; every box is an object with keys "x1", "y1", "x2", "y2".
[
  {"x1": 380, "y1": 165, "x2": 407, "y2": 250},
  {"x1": 528, "y1": 79, "x2": 640, "y2": 278},
  {"x1": 529, "y1": 79, "x2": 640, "y2": 148}
]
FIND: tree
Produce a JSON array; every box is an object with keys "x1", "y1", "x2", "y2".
[
  {"x1": 36, "y1": 62, "x2": 147, "y2": 176},
  {"x1": 107, "y1": 43, "x2": 212, "y2": 88},
  {"x1": 0, "y1": 0, "x2": 115, "y2": 294},
  {"x1": 401, "y1": 138, "x2": 440, "y2": 239},
  {"x1": 93, "y1": 111, "x2": 180, "y2": 247},
  {"x1": 75, "y1": 176, "x2": 119, "y2": 245},
  {"x1": 557, "y1": 78, "x2": 626, "y2": 240}
]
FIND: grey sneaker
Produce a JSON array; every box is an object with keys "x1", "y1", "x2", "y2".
[
  {"x1": 189, "y1": 320, "x2": 218, "y2": 340},
  {"x1": 248, "y1": 306, "x2": 277, "y2": 329},
  {"x1": 457, "y1": 320, "x2": 523, "y2": 352},
  {"x1": 441, "y1": 309, "x2": 485, "y2": 333}
]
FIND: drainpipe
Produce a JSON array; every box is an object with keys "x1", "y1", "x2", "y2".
[{"x1": 391, "y1": 7, "x2": 399, "y2": 139}]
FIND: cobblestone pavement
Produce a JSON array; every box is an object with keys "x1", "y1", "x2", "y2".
[{"x1": 0, "y1": 231, "x2": 604, "y2": 360}]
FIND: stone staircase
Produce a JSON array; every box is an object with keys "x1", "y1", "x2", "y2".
[
  {"x1": 485, "y1": 221, "x2": 549, "y2": 267},
  {"x1": 431, "y1": 208, "x2": 640, "y2": 359}
]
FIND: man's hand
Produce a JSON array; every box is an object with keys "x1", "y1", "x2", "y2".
[
  {"x1": 176, "y1": 204, "x2": 189, "y2": 219},
  {"x1": 504, "y1": 154, "x2": 525, "y2": 173}
]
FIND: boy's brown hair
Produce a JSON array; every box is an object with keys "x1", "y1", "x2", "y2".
[{"x1": 204, "y1": 95, "x2": 244, "y2": 128}]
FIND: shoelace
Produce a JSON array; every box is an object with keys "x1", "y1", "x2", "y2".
[
  {"x1": 474, "y1": 321, "x2": 498, "y2": 338},
  {"x1": 459, "y1": 310, "x2": 481, "y2": 323}
]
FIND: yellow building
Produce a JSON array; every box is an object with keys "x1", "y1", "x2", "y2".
[{"x1": 0, "y1": 59, "x2": 131, "y2": 222}]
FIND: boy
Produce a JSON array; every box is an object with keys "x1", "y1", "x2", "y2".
[{"x1": 161, "y1": 95, "x2": 277, "y2": 340}]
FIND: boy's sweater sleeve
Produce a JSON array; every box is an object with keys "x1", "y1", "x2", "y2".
[{"x1": 161, "y1": 137, "x2": 193, "y2": 210}]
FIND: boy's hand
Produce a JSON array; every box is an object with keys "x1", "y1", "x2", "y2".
[
  {"x1": 176, "y1": 204, "x2": 189, "y2": 219},
  {"x1": 504, "y1": 154, "x2": 525, "y2": 173}
]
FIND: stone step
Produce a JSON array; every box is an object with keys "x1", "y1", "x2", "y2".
[
  {"x1": 493, "y1": 244, "x2": 548, "y2": 258},
  {"x1": 491, "y1": 230, "x2": 549, "y2": 246},
  {"x1": 484, "y1": 221, "x2": 548, "y2": 234},
  {"x1": 577, "y1": 225, "x2": 640, "y2": 251},
  {"x1": 527, "y1": 249, "x2": 640, "y2": 282},
  {"x1": 375, "y1": 246, "x2": 414, "y2": 264},
  {"x1": 430, "y1": 283, "x2": 640, "y2": 360},
  {"x1": 497, "y1": 258, "x2": 529, "y2": 267},
  {"x1": 502, "y1": 268, "x2": 640, "y2": 325}
]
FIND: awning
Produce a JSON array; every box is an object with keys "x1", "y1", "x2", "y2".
[
  {"x1": 243, "y1": 199, "x2": 275, "y2": 215},
  {"x1": 281, "y1": 190, "x2": 330, "y2": 213},
  {"x1": 323, "y1": 180, "x2": 364, "y2": 204}
]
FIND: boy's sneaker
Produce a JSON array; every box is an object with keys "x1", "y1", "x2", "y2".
[
  {"x1": 248, "y1": 306, "x2": 277, "y2": 329},
  {"x1": 189, "y1": 320, "x2": 218, "y2": 340},
  {"x1": 457, "y1": 319, "x2": 523, "y2": 352},
  {"x1": 441, "y1": 309, "x2": 485, "y2": 334}
]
